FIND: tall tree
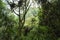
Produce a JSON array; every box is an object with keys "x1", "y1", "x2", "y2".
[{"x1": 6, "y1": 0, "x2": 31, "y2": 39}]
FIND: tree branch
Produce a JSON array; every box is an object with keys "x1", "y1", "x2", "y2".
[
  {"x1": 22, "y1": 2, "x2": 31, "y2": 27},
  {"x1": 5, "y1": 0, "x2": 10, "y2": 5},
  {"x1": 12, "y1": 10, "x2": 19, "y2": 16}
]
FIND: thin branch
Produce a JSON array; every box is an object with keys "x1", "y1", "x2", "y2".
[
  {"x1": 26, "y1": 0, "x2": 30, "y2": 7},
  {"x1": 6, "y1": 0, "x2": 19, "y2": 16},
  {"x1": 5, "y1": 0, "x2": 10, "y2": 4},
  {"x1": 23, "y1": 2, "x2": 31, "y2": 19},
  {"x1": 12, "y1": 10, "x2": 19, "y2": 16},
  {"x1": 22, "y1": 2, "x2": 31, "y2": 27}
]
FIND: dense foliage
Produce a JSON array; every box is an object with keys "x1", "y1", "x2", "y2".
[{"x1": 0, "y1": 0, "x2": 60, "y2": 40}]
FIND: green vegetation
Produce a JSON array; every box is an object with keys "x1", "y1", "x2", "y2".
[{"x1": 0, "y1": 0, "x2": 60, "y2": 40}]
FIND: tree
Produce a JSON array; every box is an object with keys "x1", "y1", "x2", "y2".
[{"x1": 5, "y1": 0, "x2": 31, "y2": 39}]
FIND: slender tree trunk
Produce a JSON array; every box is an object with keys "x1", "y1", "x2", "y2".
[{"x1": 18, "y1": 7, "x2": 22, "y2": 40}]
